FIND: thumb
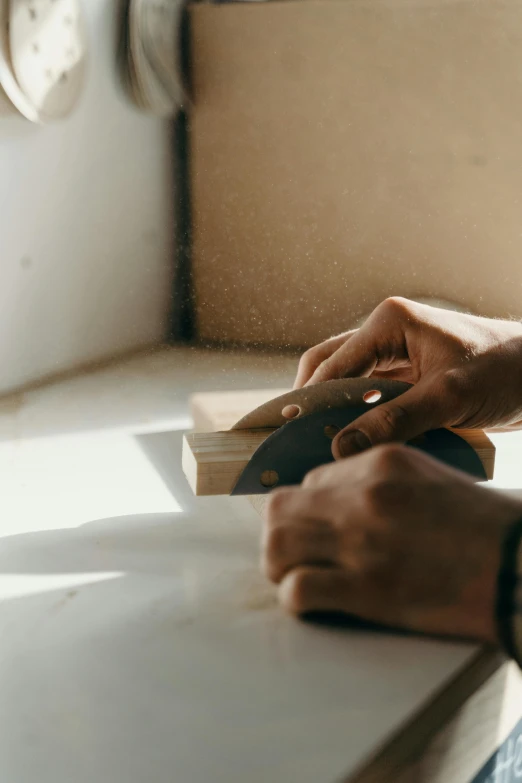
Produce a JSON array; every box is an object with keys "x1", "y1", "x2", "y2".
[
  {"x1": 332, "y1": 379, "x2": 447, "y2": 458},
  {"x1": 306, "y1": 329, "x2": 378, "y2": 386}
]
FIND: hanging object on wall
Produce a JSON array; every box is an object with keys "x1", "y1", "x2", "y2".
[
  {"x1": 0, "y1": 0, "x2": 36, "y2": 118},
  {"x1": 0, "y1": 0, "x2": 87, "y2": 123},
  {"x1": 123, "y1": 0, "x2": 186, "y2": 117}
]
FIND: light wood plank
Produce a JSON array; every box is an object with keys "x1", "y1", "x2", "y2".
[
  {"x1": 391, "y1": 661, "x2": 522, "y2": 783},
  {"x1": 183, "y1": 427, "x2": 495, "y2": 496},
  {"x1": 189, "y1": 391, "x2": 496, "y2": 484},
  {"x1": 182, "y1": 428, "x2": 274, "y2": 496},
  {"x1": 353, "y1": 653, "x2": 522, "y2": 783},
  {"x1": 450, "y1": 428, "x2": 495, "y2": 481},
  {"x1": 190, "y1": 388, "x2": 290, "y2": 432}
]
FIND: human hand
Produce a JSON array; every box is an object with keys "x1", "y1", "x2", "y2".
[
  {"x1": 294, "y1": 297, "x2": 522, "y2": 457},
  {"x1": 261, "y1": 446, "x2": 522, "y2": 642}
]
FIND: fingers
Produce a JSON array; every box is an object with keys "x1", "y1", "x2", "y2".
[
  {"x1": 331, "y1": 377, "x2": 448, "y2": 458},
  {"x1": 262, "y1": 488, "x2": 339, "y2": 582},
  {"x1": 306, "y1": 329, "x2": 380, "y2": 386},
  {"x1": 278, "y1": 566, "x2": 397, "y2": 628},
  {"x1": 294, "y1": 332, "x2": 355, "y2": 388},
  {"x1": 262, "y1": 520, "x2": 339, "y2": 582},
  {"x1": 304, "y1": 297, "x2": 415, "y2": 386},
  {"x1": 279, "y1": 567, "x2": 354, "y2": 614}
]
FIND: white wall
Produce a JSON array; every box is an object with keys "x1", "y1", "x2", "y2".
[{"x1": 0, "y1": 0, "x2": 175, "y2": 393}]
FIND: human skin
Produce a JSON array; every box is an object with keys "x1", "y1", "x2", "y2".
[{"x1": 261, "y1": 298, "x2": 522, "y2": 641}]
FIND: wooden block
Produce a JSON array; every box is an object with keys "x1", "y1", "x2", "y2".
[
  {"x1": 182, "y1": 427, "x2": 495, "y2": 496},
  {"x1": 182, "y1": 428, "x2": 275, "y2": 496},
  {"x1": 448, "y1": 428, "x2": 495, "y2": 482},
  {"x1": 190, "y1": 388, "x2": 289, "y2": 432}
]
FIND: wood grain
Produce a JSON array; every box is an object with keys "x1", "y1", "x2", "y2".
[
  {"x1": 190, "y1": 388, "x2": 289, "y2": 432},
  {"x1": 182, "y1": 428, "x2": 274, "y2": 496},
  {"x1": 352, "y1": 654, "x2": 522, "y2": 783}
]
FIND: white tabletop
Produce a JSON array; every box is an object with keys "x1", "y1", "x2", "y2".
[{"x1": 0, "y1": 346, "x2": 519, "y2": 783}]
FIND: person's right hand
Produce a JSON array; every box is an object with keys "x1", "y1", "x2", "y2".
[{"x1": 294, "y1": 297, "x2": 522, "y2": 458}]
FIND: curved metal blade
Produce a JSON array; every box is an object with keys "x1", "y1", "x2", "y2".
[
  {"x1": 231, "y1": 408, "x2": 487, "y2": 495},
  {"x1": 232, "y1": 378, "x2": 412, "y2": 430}
]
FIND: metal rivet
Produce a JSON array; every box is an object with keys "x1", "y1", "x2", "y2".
[{"x1": 260, "y1": 470, "x2": 279, "y2": 488}]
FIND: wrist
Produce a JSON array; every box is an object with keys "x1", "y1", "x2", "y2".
[{"x1": 496, "y1": 515, "x2": 522, "y2": 665}]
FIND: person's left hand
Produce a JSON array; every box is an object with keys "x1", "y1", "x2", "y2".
[{"x1": 261, "y1": 446, "x2": 522, "y2": 643}]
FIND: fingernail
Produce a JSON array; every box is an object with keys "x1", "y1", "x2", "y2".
[{"x1": 338, "y1": 430, "x2": 372, "y2": 457}]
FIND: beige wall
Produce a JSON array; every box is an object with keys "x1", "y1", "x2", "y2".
[{"x1": 191, "y1": 0, "x2": 522, "y2": 348}]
